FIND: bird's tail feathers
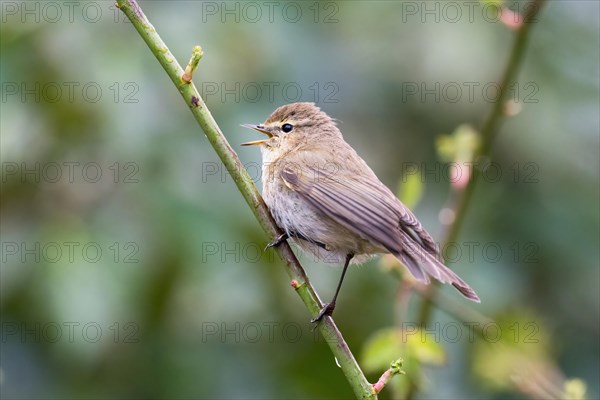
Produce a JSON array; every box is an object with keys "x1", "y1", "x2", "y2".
[{"x1": 394, "y1": 232, "x2": 480, "y2": 303}]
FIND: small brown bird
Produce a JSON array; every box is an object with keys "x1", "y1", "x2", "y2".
[{"x1": 242, "y1": 103, "x2": 479, "y2": 322}]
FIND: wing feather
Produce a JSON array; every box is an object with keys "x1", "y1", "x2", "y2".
[
  {"x1": 282, "y1": 166, "x2": 402, "y2": 252},
  {"x1": 281, "y1": 165, "x2": 435, "y2": 254},
  {"x1": 280, "y1": 162, "x2": 479, "y2": 302}
]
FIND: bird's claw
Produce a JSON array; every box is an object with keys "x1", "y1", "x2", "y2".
[
  {"x1": 311, "y1": 302, "x2": 336, "y2": 323},
  {"x1": 264, "y1": 233, "x2": 288, "y2": 251}
]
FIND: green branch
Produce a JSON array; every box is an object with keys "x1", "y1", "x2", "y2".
[{"x1": 115, "y1": 1, "x2": 374, "y2": 398}]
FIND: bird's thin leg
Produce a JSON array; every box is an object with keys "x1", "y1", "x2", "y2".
[
  {"x1": 264, "y1": 232, "x2": 289, "y2": 251},
  {"x1": 311, "y1": 253, "x2": 354, "y2": 323}
]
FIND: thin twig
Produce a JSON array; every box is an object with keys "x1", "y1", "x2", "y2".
[
  {"x1": 115, "y1": 1, "x2": 375, "y2": 398},
  {"x1": 410, "y1": 1, "x2": 547, "y2": 398},
  {"x1": 372, "y1": 359, "x2": 405, "y2": 394},
  {"x1": 417, "y1": 0, "x2": 546, "y2": 327},
  {"x1": 182, "y1": 46, "x2": 203, "y2": 83}
]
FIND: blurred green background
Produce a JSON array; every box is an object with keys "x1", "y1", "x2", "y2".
[{"x1": 1, "y1": 0, "x2": 598, "y2": 398}]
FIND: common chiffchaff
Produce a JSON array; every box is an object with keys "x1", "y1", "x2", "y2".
[{"x1": 242, "y1": 103, "x2": 479, "y2": 322}]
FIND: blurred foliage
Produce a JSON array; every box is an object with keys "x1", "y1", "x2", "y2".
[
  {"x1": 397, "y1": 173, "x2": 424, "y2": 210},
  {"x1": 472, "y1": 311, "x2": 587, "y2": 399},
  {"x1": 472, "y1": 311, "x2": 553, "y2": 391},
  {"x1": 436, "y1": 124, "x2": 480, "y2": 165},
  {"x1": 1, "y1": 0, "x2": 599, "y2": 399}
]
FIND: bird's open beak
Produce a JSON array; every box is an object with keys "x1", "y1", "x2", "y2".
[{"x1": 240, "y1": 124, "x2": 272, "y2": 146}]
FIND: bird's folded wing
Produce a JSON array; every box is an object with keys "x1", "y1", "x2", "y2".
[
  {"x1": 280, "y1": 163, "x2": 431, "y2": 255},
  {"x1": 280, "y1": 161, "x2": 480, "y2": 302}
]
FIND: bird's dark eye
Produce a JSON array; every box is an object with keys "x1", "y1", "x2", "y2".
[{"x1": 281, "y1": 123, "x2": 293, "y2": 133}]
